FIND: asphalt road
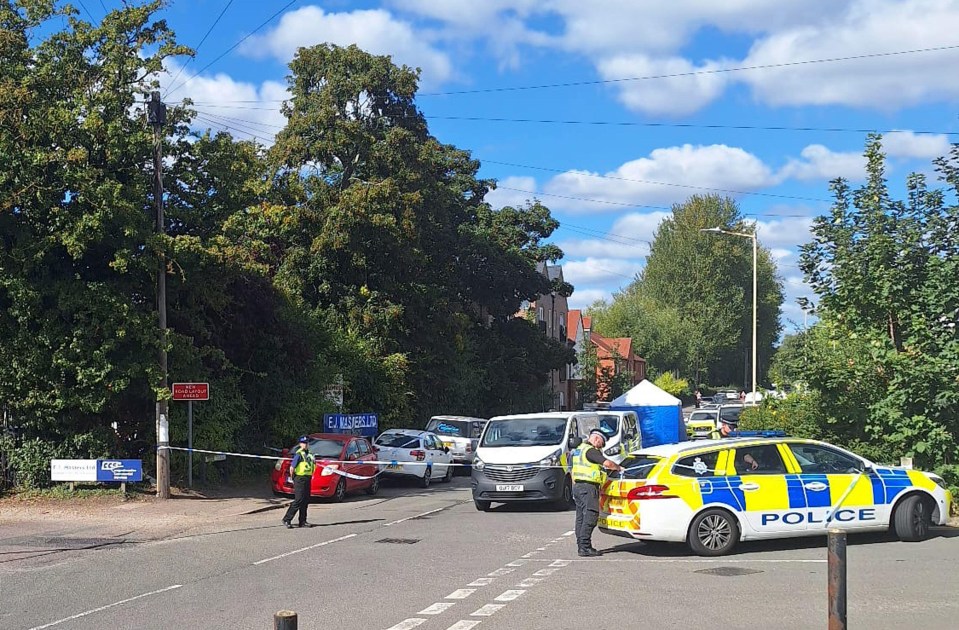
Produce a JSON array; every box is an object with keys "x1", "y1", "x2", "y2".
[{"x1": 2, "y1": 476, "x2": 958, "y2": 630}]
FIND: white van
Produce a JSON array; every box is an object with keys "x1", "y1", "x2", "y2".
[
  {"x1": 470, "y1": 411, "x2": 600, "y2": 511},
  {"x1": 596, "y1": 410, "x2": 640, "y2": 463}
]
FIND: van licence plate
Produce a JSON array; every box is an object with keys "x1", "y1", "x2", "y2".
[{"x1": 496, "y1": 484, "x2": 524, "y2": 492}]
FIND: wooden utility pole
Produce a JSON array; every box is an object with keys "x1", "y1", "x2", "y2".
[{"x1": 148, "y1": 92, "x2": 170, "y2": 499}]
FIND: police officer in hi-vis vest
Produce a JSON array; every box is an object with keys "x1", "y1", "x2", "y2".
[
  {"x1": 282, "y1": 436, "x2": 316, "y2": 529},
  {"x1": 571, "y1": 429, "x2": 623, "y2": 557}
]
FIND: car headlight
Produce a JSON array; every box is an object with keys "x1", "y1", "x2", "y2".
[
  {"x1": 928, "y1": 474, "x2": 948, "y2": 490},
  {"x1": 473, "y1": 457, "x2": 485, "y2": 470},
  {"x1": 539, "y1": 449, "x2": 562, "y2": 468},
  {"x1": 604, "y1": 445, "x2": 619, "y2": 457}
]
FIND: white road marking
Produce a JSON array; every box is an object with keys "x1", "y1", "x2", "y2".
[
  {"x1": 253, "y1": 533, "x2": 356, "y2": 565},
  {"x1": 446, "y1": 621, "x2": 483, "y2": 630},
  {"x1": 386, "y1": 619, "x2": 427, "y2": 630},
  {"x1": 419, "y1": 603, "x2": 456, "y2": 615},
  {"x1": 545, "y1": 557, "x2": 828, "y2": 564},
  {"x1": 468, "y1": 578, "x2": 494, "y2": 587},
  {"x1": 494, "y1": 590, "x2": 525, "y2": 602},
  {"x1": 28, "y1": 585, "x2": 183, "y2": 630},
  {"x1": 487, "y1": 567, "x2": 514, "y2": 577},
  {"x1": 471, "y1": 604, "x2": 506, "y2": 617},
  {"x1": 536, "y1": 547, "x2": 546, "y2": 550},
  {"x1": 516, "y1": 578, "x2": 542, "y2": 588},
  {"x1": 520, "y1": 553, "x2": 534, "y2": 558},
  {"x1": 563, "y1": 530, "x2": 575, "y2": 536},
  {"x1": 506, "y1": 560, "x2": 527, "y2": 567},
  {"x1": 549, "y1": 560, "x2": 571, "y2": 567},
  {"x1": 446, "y1": 588, "x2": 476, "y2": 599},
  {"x1": 532, "y1": 568, "x2": 557, "y2": 576},
  {"x1": 385, "y1": 506, "x2": 448, "y2": 526}
]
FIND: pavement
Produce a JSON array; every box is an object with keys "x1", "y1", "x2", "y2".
[{"x1": 1, "y1": 476, "x2": 958, "y2": 630}]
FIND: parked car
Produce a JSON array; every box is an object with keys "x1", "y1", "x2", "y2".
[
  {"x1": 424, "y1": 415, "x2": 487, "y2": 466},
  {"x1": 374, "y1": 429, "x2": 454, "y2": 488},
  {"x1": 271, "y1": 433, "x2": 380, "y2": 501}
]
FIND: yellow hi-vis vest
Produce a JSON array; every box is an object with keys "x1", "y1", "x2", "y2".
[
  {"x1": 571, "y1": 445, "x2": 604, "y2": 484},
  {"x1": 292, "y1": 448, "x2": 316, "y2": 476}
]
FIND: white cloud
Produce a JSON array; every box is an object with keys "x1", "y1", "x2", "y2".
[
  {"x1": 486, "y1": 176, "x2": 538, "y2": 209},
  {"x1": 244, "y1": 6, "x2": 453, "y2": 88},
  {"x1": 595, "y1": 55, "x2": 729, "y2": 116},
  {"x1": 778, "y1": 145, "x2": 866, "y2": 182},
  {"x1": 162, "y1": 61, "x2": 288, "y2": 143},
  {"x1": 754, "y1": 216, "x2": 815, "y2": 249},
  {"x1": 558, "y1": 211, "x2": 665, "y2": 259},
  {"x1": 545, "y1": 144, "x2": 775, "y2": 212},
  {"x1": 567, "y1": 288, "x2": 613, "y2": 310},
  {"x1": 562, "y1": 258, "x2": 642, "y2": 286},
  {"x1": 883, "y1": 131, "x2": 952, "y2": 160},
  {"x1": 739, "y1": 0, "x2": 959, "y2": 110}
]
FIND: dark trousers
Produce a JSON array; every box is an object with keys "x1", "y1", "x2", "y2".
[
  {"x1": 283, "y1": 475, "x2": 311, "y2": 525},
  {"x1": 573, "y1": 482, "x2": 600, "y2": 550}
]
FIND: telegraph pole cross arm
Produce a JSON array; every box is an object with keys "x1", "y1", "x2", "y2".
[{"x1": 149, "y1": 91, "x2": 171, "y2": 500}]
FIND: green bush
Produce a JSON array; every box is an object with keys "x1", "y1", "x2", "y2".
[
  {"x1": 654, "y1": 372, "x2": 689, "y2": 398},
  {"x1": 738, "y1": 392, "x2": 825, "y2": 439},
  {"x1": 0, "y1": 432, "x2": 112, "y2": 490}
]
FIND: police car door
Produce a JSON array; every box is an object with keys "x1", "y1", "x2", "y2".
[
  {"x1": 729, "y1": 443, "x2": 795, "y2": 535},
  {"x1": 784, "y1": 443, "x2": 881, "y2": 530}
]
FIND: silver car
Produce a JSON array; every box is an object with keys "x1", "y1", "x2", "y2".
[{"x1": 424, "y1": 415, "x2": 487, "y2": 465}]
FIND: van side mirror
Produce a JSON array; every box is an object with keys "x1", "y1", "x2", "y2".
[{"x1": 569, "y1": 435, "x2": 583, "y2": 449}]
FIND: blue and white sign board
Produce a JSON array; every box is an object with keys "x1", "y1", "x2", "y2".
[
  {"x1": 51, "y1": 459, "x2": 143, "y2": 482},
  {"x1": 324, "y1": 413, "x2": 379, "y2": 437}
]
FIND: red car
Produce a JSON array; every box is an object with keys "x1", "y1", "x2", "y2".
[{"x1": 271, "y1": 433, "x2": 380, "y2": 501}]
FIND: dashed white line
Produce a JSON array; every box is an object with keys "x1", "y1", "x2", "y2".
[
  {"x1": 494, "y1": 589, "x2": 526, "y2": 602},
  {"x1": 468, "y1": 578, "x2": 494, "y2": 587},
  {"x1": 446, "y1": 588, "x2": 476, "y2": 600},
  {"x1": 488, "y1": 567, "x2": 514, "y2": 577},
  {"x1": 384, "y1": 506, "x2": 448, "y2": 527},
  {"x1": 563, "y1": 530, "x2": 575, "y2": 536},
  {"x1": 550, "y1": 559, "x2": 571, "y2": 567},
  {"x1": 516, "y1": 577, "x2": 542, "y2": 588},
  {"x1": 532, "y1": 568, "x2": 557, "y2": 577},
  {"x1": 28, "y1": 585, "x2": 183, "y2": 630},
  {"x1": 386, "y1": 619, "x2": 427, "y2": 630},
  {"x1": 446, "y1": 621, "x2": 483, "y2": 630},
  {"x1": 471, "y1": 604, "x2": 506, "y2": 617},
  {"x1": 419, "y1": 603, "x2": 456, "y2": 615},
  {"x1": 253, "y1": 533, "x2": 356, "y2": 565},
  {"x1": 506, "y1": 560, "x2": 527, "y2": 567}
]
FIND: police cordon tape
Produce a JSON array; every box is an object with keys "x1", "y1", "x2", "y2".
[{"x1": 159, "y1": 446, "x2": 656, "y2": 481}]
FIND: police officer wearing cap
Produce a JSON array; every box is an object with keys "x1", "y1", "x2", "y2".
[
  {"x1": 282, "y1": 436, "x2": 316, "y2": 529},
  {"x1": 571, "y1": 428, "x2": 623, "y2": 557}
]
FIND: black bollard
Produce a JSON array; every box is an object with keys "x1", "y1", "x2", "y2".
[
  {"x1": 274, "y1": 610, "x2": 297, "y2": 630},
  {"x1": 827, "y1": 529, "x2": 847, "y2": 630}
]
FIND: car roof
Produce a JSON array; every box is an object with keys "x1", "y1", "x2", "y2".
[
  {"x1": 630, "y1": 437, "x2": 823, "y2": 458},
  {"x1": 305, "y1": 433, "x2": 352, "y2": 442},
  {"x1": 381, "y1": 429, "x2": 429, "y2": 436},
  {"x1": 430, "y1": 415, "x2": 487, "y2": 422}
]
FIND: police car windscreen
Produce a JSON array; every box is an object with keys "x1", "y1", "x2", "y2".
[
  {"x1": 619, "y1": 455, "x2": 661, "y2": 480},
  {"x1": 480, "y1": 417, "x2": 566, "y2": 447},
  {"x1": 307, "y1": 439, "x2": 347, "y2": 458}
]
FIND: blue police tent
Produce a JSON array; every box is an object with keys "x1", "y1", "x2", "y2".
[{"x1": 609, "y1": 379, "x2": 686, "y2": 447}]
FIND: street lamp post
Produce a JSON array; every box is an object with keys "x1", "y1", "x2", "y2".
[{"x1": 701, "y1": 227, "x2": 758, "y2": 405}]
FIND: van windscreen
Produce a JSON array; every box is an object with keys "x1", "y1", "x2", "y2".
[
  {"x1": 480, "y1": 417, "x2": 567, "y2": 447},
  {"x1": 598, "y1": 415, "x2": 619, "y2": 435}
]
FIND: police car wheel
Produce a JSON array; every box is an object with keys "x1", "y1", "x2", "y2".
[
  {"x1": 688, "y1": 509, "x2": 739, "y2": 556},
  {"x1": 333, "y1": 478, "x2": 347, "y2": 502},
  {"x1": 894, "y1": 494, "x2": 932, "y2": 542}
]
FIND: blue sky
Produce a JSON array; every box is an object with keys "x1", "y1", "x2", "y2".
[{"x1": 90, "y1": 0, "x2": 959, "y2": 331}]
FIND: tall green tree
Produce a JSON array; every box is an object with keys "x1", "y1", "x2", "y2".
[{"x1": 799, "y1": 135, "x2": 959, "y2": 470}]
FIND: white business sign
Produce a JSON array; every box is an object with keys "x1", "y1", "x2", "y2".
[{"x1": 50, "y1": 459, "x2": 97, "y2": 482}]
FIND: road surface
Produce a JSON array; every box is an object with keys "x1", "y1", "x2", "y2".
[{"x1": 2, "y1": 477, "x2": 958, "y2": 630}]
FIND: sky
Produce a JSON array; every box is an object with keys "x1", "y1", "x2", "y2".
[{"x1": 82, "y1": 0, "x2": 959, "y2": 333}]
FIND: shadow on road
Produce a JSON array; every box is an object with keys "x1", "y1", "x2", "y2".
[{"x1": 601, "y1": 526, "x2": 959, "y2": 558}]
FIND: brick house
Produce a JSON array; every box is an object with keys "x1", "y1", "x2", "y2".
[{"x1": 567, "y1": 311, "x2": 646, "y2": 405}]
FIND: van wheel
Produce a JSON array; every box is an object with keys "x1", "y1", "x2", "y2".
[
  {"x1": 894, "y1": 494, "x2": 932, "y2": 542},
  {"x1": 688, "y1": 509, "x2": 739, "y2": 556},
  {"x1": 475, "y1": 500, "x2": 492, "y2": 511},
  {"x1": 555, "y1": 477, "x2": 574, "y2": 511}
]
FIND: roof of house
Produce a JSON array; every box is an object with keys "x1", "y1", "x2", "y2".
[
  {"x1": 566, "y1": 310, "x2": 583, "y2": 342},
  {"x1": 582, "y1": 316, "x2": 592, "y2": 330},
  {"x1": 591, "y1": 331, "x2": 645, "y2": 363}
]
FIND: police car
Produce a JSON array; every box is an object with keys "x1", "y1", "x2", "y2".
[{"x1": 598, "y1": 437, "x2": 952, "y2": 556}]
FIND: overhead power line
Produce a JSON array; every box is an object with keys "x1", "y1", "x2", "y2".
[
  {"x1": 166, "y1": 0, "x2": 300, "y2": 97},
  {"x1": 164, "y1": 0, "x2": 237, "y2": 98},
  {"x1": 418, "y1": 43, "x2": 959, "y2": 96}
]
